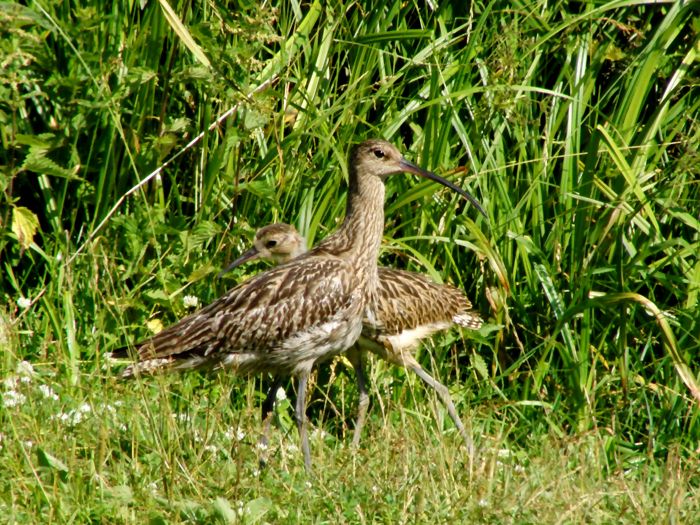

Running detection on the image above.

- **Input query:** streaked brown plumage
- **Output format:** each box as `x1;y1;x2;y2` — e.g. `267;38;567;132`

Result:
113;139;484;471
223;223;483;451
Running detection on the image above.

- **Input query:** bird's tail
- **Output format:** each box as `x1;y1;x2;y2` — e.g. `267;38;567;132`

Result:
455;312;484;330
108;345;131;359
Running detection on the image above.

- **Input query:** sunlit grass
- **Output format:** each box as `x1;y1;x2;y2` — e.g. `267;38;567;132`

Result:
1;357;698;523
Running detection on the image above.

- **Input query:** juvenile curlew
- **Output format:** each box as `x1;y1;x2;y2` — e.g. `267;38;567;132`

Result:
113;139;484;471
217;223;306;279
224;223;483;451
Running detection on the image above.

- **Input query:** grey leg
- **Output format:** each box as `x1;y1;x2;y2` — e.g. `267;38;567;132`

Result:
346;345;369;448
257;376;284;468
405;355;475;462
295;372;312;472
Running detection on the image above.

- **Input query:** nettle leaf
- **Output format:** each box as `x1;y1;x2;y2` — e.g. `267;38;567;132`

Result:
22;152;80;180
14;132;81;182
239;180;277;203
11;206;40;251
183;220;222;251
211;497;236;524
243;106;269;130
13;133;54;148
243;497;273;524
36;448;69;482
470;353;489;380
143;289;170;304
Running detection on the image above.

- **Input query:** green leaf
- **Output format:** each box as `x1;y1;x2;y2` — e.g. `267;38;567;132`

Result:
470;352;488;380
243;497;273;524
36;448;69;482
21;152;81;180
143;289;170;303
243;106;269;130
11;206;40;251
211;497;236;524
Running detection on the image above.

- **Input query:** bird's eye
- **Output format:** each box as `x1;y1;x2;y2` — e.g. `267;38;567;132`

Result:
265;240;277;248
372;149;385;159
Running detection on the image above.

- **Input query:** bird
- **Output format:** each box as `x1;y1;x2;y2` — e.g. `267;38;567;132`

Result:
112;139;484;472
217;223;307;279
222;222;483;452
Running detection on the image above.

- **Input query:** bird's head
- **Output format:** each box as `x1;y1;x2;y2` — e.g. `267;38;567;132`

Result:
351;139;487;218
217;223;306;277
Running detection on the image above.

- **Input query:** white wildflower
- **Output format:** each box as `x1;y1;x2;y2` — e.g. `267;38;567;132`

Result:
183;295;199;309
514;464;526;474
16;360;35;378
275;387;287;401
478;498;488;508
255;441;268;451
204;444;218;453
38;384;59;401
310;428;329;440
224;427;246;442
174;413;191;424
497;448;512;458
2;390;26;408
3;376;20;390
17;297;31;309
55;402;92;426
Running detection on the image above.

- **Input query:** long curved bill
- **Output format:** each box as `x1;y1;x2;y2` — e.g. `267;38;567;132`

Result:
399;158;487;219
216;246;261;279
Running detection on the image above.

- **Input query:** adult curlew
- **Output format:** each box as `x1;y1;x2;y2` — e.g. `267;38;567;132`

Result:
223;223;483;452
112;139;484;471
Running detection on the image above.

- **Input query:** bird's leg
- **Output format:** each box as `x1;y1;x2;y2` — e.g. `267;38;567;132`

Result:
295;371;312;473
258;376;283;466
346;345;369;448
405;355;476;463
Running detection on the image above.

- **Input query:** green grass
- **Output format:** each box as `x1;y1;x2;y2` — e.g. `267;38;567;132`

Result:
2;0;699;522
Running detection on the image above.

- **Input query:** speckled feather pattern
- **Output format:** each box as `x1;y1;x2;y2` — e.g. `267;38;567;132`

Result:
218;223;483;357
367;267;483;339
118;140;397;379
122;256;365;378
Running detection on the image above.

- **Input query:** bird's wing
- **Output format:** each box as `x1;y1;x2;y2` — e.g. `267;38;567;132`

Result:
368;268;479;334
132;256;360;361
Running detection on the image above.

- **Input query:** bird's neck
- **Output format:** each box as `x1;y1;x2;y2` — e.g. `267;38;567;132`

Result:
319;168;384;290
